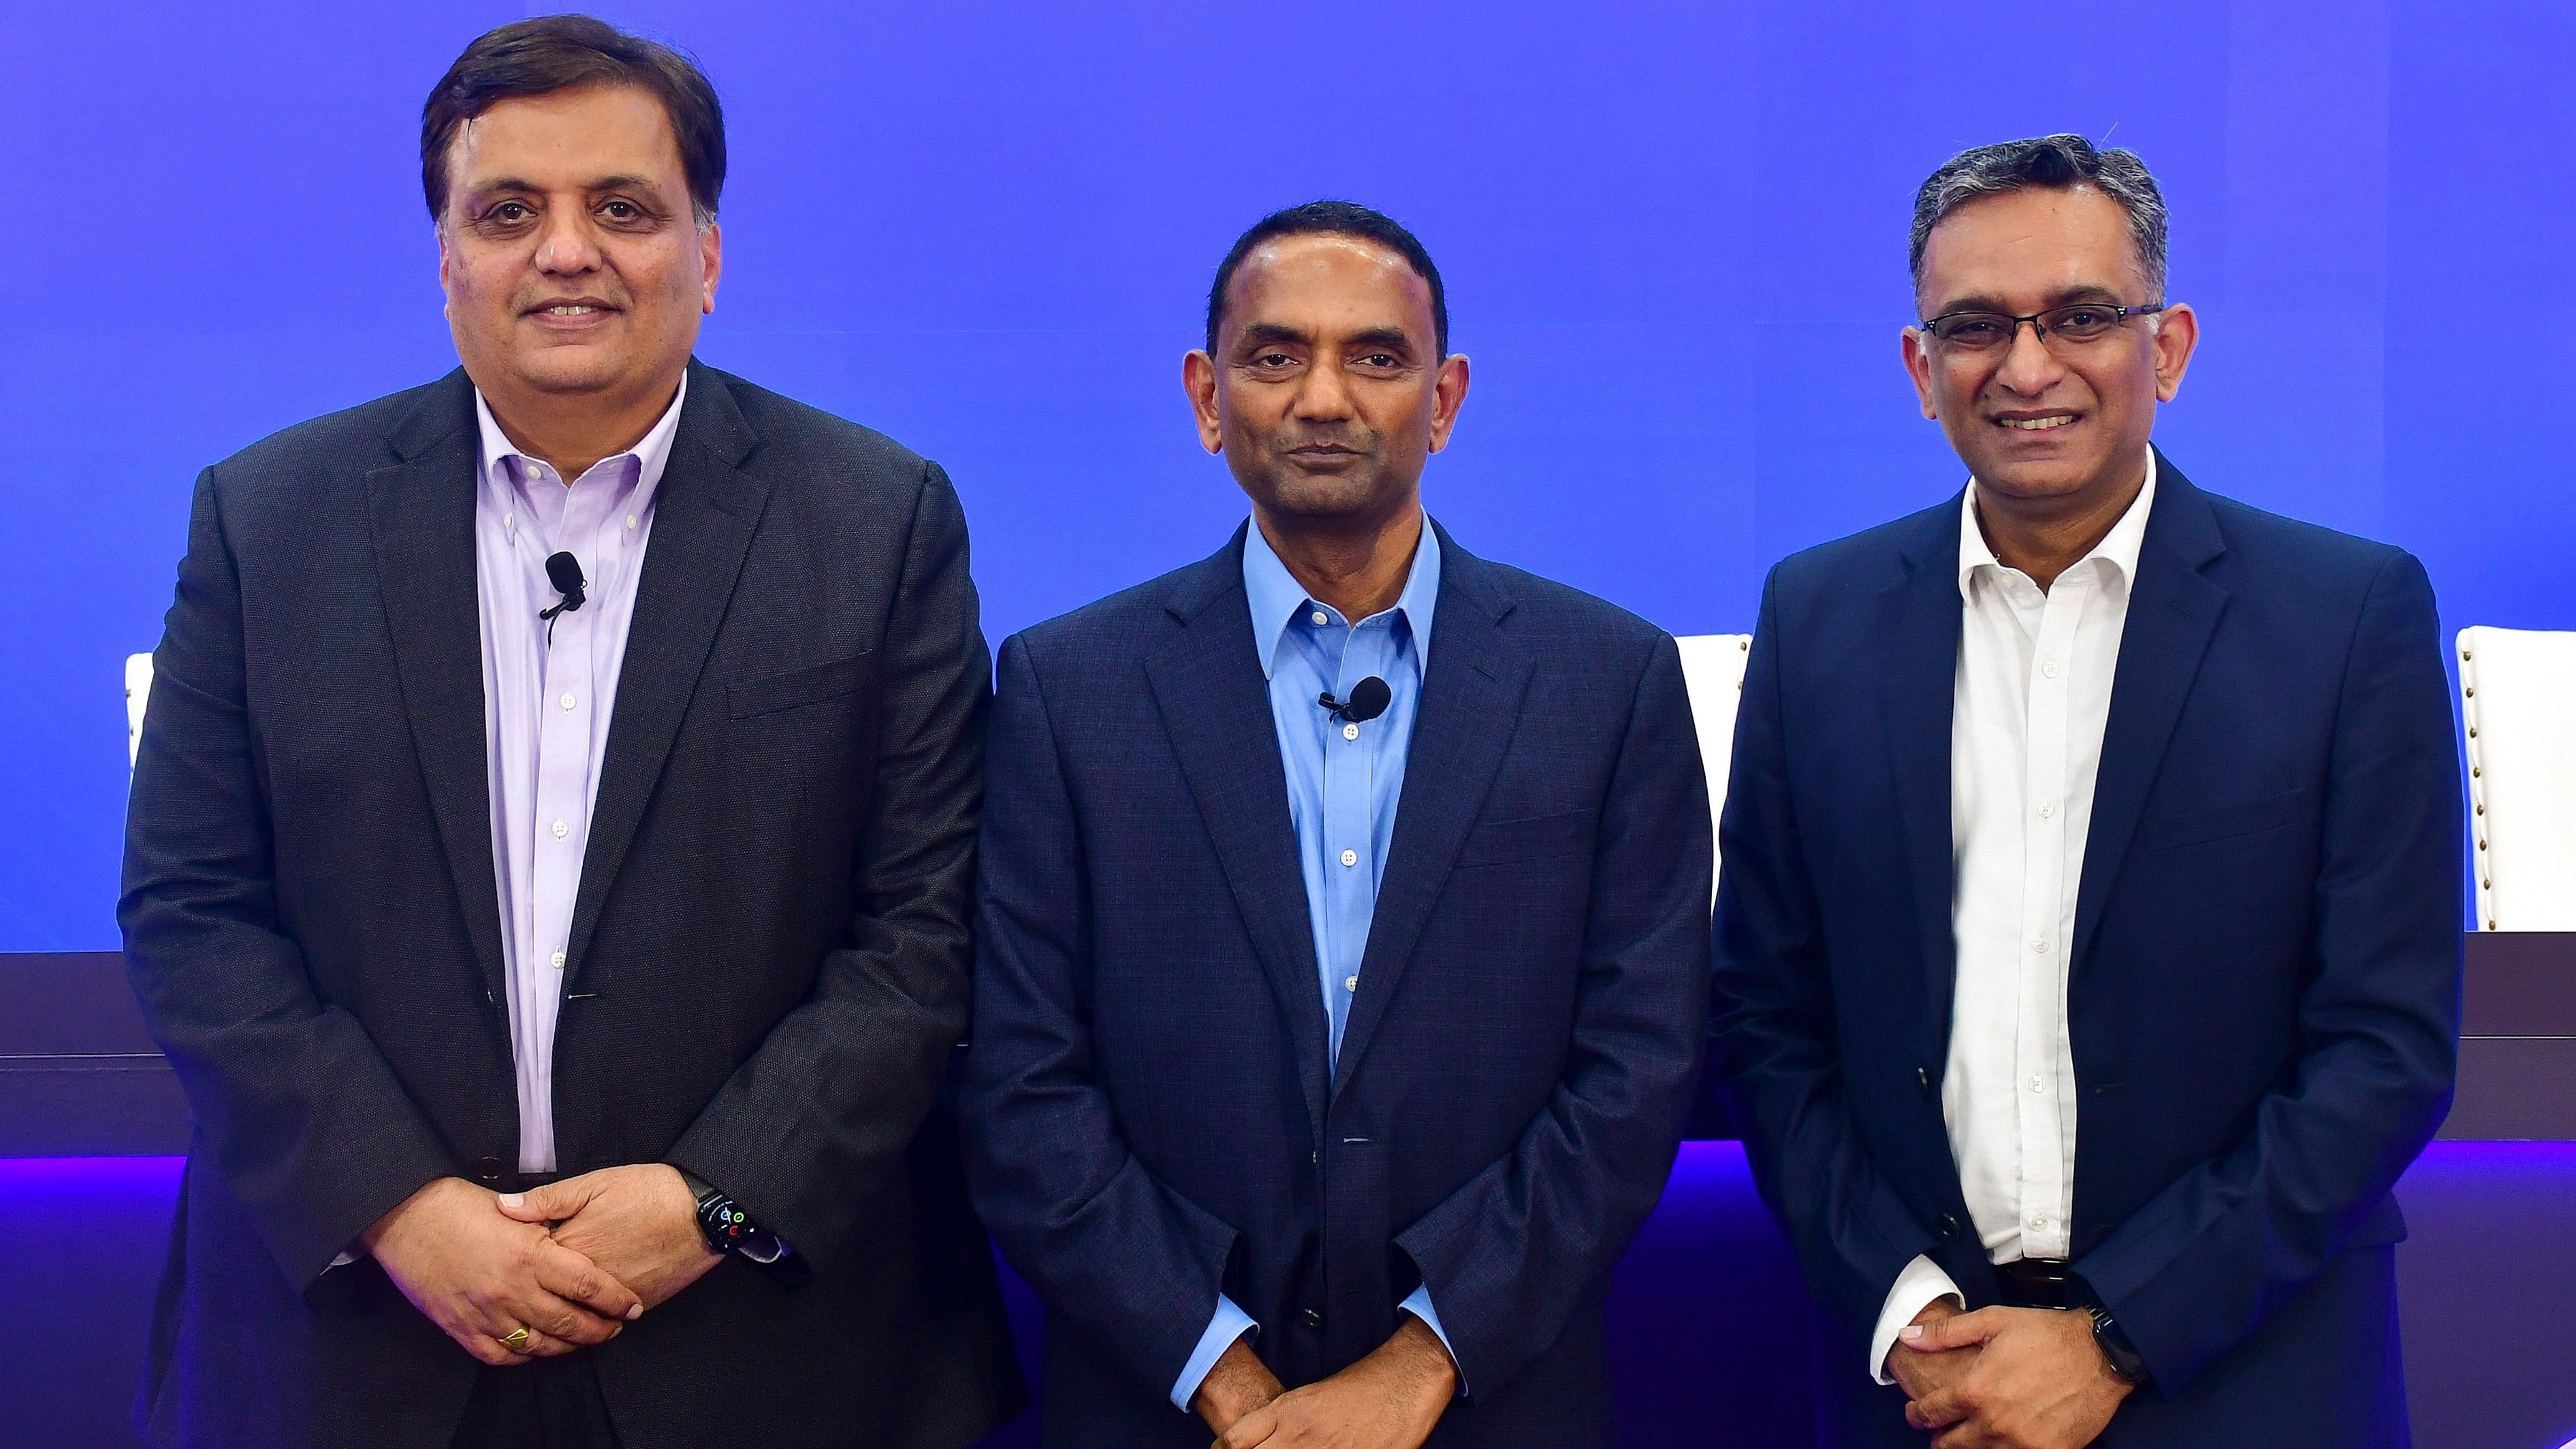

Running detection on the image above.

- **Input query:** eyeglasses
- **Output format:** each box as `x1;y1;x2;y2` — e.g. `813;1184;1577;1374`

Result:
1918;302;2166;353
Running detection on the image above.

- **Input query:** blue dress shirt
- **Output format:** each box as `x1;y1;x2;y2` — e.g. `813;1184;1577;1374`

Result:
1168;518;1460;1410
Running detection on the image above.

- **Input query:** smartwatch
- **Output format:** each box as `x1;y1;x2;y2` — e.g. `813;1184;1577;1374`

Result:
677;1168;782;1262
2086;1301;2150;1386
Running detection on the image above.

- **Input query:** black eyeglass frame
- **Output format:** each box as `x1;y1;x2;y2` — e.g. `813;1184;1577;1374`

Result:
1916;302;2168;348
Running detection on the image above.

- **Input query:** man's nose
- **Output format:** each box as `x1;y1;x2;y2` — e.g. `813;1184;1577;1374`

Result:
1290;360;1354;421
530;211;604;274
1992;318;2066;396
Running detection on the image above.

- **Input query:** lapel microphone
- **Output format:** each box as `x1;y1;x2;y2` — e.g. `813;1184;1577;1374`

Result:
1318;675;1393;724
540;551;588;644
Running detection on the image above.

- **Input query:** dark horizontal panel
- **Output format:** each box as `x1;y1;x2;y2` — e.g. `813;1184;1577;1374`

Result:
2462;932;2576;1037
0;952;156;1056
2;944;2569;1153
0;1059;190;1156
2437;1038;2576;1141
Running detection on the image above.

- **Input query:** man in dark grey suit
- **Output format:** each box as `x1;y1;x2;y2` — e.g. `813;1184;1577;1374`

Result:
118;16;1019;1448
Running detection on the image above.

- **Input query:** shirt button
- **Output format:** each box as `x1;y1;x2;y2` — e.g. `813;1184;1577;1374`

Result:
2038;801;2055;818
1339;849;1358;868
2029;1076;2045;1093
1343;976;1358;992
1342;722;1360;741
1310;610;1329;626
552;819;571;840
550;949;567;969
626;514;638;530
2043;660;2061;678
2031;937;2051;953
559;692;577;710
2029;1213;2048;1230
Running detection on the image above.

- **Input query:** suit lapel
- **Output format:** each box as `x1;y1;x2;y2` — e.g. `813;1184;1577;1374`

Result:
363;370;508;1006
1880;500;1967;1066
1331;530;1536;1098
1143;530;1333;1138
563;364;767;985
2071;456;2229;966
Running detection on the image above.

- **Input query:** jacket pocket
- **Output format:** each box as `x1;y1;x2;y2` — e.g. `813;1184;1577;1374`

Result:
2137;785;2315;850
1454;808;1596;869
727;652;872;720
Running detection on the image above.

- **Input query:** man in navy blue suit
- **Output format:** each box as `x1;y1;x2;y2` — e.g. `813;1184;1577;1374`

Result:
963;201;1711;1448
1713;136;2461;1448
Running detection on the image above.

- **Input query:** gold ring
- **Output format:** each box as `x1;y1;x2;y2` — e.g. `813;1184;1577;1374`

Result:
499;1326;532;1352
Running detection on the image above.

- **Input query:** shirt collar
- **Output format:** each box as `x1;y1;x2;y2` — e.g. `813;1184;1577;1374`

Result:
1241;515;1444;681
1958;449;2157;600
473;373;689;499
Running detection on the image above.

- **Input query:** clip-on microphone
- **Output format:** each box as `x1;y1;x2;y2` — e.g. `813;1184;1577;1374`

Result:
540;551;588;646
1318;675;1393;724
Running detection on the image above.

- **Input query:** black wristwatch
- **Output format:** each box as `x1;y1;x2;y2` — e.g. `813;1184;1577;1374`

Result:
677;1168;782;1262
2085;1301;2150;1386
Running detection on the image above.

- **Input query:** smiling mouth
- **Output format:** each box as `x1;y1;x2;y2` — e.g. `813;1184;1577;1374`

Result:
1997;415;2076;432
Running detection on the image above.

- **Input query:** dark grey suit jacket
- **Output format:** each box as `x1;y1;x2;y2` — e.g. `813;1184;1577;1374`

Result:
120;362;1024;1449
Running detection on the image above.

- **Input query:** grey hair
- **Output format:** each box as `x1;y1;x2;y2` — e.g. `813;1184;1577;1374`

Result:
1909;133;2169;305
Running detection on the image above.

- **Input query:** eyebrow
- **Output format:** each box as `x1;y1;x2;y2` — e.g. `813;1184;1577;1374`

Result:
1235;322;1313;348
1928;283;2129;316
1341;327;1418;352
463;173;671;199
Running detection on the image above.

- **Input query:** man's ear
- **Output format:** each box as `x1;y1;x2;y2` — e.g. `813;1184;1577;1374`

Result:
1183;350;1224;455
698;219;722;314
2150;302;2198;402
1426;353;1472;453
1901;328;1939;420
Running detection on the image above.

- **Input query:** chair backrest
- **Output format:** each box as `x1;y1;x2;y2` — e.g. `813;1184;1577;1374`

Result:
2458;626;2576;930
1675;634;1753;902
126;654;155;769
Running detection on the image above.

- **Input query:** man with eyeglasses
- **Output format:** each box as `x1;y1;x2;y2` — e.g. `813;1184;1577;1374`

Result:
1711;135;2460;1447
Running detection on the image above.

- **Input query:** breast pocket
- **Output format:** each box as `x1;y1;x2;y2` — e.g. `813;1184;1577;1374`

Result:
727;652;872;720
2137;785;2315;851
1453;808;1597;869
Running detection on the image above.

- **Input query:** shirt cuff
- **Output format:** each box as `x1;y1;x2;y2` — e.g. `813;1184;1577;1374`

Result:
327;1250;358;1270
1871;1255;1966;1386
1171;1294;1260;1413
1399;1284;1467;1395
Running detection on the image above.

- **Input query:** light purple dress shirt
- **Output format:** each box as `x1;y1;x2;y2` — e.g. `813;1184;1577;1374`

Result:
473;379;684;1174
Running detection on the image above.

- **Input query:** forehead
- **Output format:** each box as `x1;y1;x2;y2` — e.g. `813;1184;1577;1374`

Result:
1223;233;1434;339
1917;185;2148;310
447;82;683;189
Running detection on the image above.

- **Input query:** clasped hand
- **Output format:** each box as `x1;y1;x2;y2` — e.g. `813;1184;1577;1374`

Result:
1889;1301;2131;1449
1196;1317;1457;1449
364;1164;720;1366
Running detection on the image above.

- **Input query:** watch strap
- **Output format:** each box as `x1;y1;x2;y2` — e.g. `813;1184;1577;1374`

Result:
2086;1301;2150;1385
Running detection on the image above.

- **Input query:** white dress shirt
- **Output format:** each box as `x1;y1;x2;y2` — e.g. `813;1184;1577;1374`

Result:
473;381;684;1173
1869;455;2158;1382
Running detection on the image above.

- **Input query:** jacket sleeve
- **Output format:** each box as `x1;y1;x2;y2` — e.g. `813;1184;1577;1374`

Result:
1390;633;1713;1397
120;466;456;1293
959;631;1242;1394
2071;550;2462;1394
669;461;991;1275
1708;569;1947;1350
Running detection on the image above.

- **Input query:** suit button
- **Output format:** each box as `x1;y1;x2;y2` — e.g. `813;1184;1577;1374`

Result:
1936;1213;1961;1241
475;1156;506;1183
1301;1308;1324;1329
1916;1066;1933;1096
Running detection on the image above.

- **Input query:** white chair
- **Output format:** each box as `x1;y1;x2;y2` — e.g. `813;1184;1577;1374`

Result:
1675;633;1753;901
2458;626;2576;930
126;654;155;769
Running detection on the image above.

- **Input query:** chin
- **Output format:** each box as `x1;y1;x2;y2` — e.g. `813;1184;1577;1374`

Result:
1967;455;2104;502
511;354;636;396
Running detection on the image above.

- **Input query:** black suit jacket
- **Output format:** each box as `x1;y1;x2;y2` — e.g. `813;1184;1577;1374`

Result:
1712;458;2460;1446
962;524;1711;1448
119;362;1023;1449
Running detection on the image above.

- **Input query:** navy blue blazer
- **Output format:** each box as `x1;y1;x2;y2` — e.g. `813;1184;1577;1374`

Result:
963;523;1711;1447
1711;456;2461;1445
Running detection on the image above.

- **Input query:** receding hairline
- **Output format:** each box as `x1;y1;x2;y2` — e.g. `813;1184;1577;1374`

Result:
436;82;702;223
1211;232;1440;349
1912;180;2159;310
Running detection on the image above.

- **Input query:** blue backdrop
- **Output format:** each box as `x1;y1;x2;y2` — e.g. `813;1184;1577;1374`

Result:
3;1;2570;951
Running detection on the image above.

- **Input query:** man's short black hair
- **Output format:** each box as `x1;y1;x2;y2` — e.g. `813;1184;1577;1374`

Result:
1205;200;1448;357
422;14;725;223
